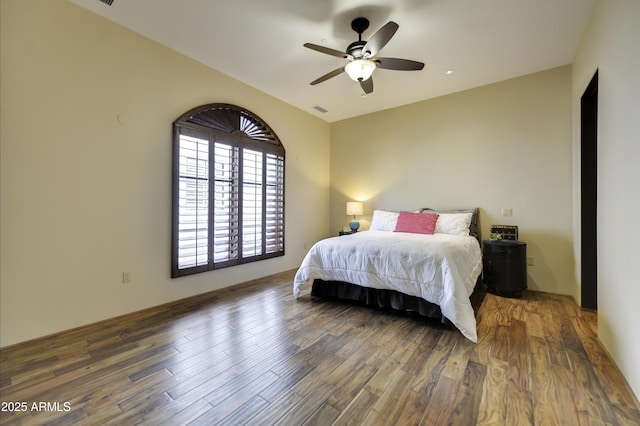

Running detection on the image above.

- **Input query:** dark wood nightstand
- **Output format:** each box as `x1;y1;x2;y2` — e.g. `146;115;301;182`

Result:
339;231;355;236
482;240;527;297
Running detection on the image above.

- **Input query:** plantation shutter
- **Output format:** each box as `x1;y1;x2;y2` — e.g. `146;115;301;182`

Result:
176;132;209;270
212;142;239;264
266;153;285;254
242;148;263;258
172;104;285;278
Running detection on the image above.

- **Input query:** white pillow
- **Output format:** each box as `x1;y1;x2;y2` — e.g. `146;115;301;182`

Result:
434;213;473;236
369;210;399;232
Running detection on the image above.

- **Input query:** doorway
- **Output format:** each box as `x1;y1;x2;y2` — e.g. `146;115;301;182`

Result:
581;71;598;310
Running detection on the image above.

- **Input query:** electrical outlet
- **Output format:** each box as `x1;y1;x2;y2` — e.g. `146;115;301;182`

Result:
527;257;534;266
502;208;513;217
122;272;132;284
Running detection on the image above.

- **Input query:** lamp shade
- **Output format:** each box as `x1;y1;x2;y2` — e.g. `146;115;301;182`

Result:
344;59;376;82
346;201;363;216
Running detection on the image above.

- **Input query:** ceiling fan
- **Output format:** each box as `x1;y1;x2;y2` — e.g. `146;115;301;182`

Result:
304;17;425;95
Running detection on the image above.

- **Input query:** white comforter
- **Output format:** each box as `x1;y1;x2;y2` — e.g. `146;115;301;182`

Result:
293;230;483;342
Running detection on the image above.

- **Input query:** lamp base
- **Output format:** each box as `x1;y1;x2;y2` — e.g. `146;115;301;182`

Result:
349;220;360;232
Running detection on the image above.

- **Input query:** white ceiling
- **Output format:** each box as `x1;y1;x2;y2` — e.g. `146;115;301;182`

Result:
68;0;596;122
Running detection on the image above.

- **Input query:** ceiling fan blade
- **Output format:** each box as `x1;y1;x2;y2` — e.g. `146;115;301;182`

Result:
310;67;345;85
376;57;425;71
360;77;373;94
362;21;399;57
303;43;348;59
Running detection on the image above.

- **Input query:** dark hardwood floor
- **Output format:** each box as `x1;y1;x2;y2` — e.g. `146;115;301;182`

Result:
1;270;639;425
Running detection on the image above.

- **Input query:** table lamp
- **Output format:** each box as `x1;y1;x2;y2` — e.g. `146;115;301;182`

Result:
346;201;363;232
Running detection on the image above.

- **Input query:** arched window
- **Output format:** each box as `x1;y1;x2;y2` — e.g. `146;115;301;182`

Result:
172;104;285;278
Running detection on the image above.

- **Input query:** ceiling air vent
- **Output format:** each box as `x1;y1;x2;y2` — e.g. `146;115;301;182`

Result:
98;0;116;5
313;106;328;113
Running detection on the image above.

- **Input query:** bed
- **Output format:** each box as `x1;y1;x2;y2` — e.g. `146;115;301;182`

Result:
293;208;483;342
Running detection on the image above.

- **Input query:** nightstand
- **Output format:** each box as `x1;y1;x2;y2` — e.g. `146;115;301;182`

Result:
482;240;527;297
339;231;355;236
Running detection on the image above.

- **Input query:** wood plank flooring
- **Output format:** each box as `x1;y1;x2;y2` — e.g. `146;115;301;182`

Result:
1;270;639;425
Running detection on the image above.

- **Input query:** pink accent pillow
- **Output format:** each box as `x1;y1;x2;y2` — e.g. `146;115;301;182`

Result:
394;212;439;234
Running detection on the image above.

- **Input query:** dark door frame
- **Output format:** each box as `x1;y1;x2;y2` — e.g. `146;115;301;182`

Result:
580;70;598;310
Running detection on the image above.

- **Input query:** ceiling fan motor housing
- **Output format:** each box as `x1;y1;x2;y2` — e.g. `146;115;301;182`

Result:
347;41;367;58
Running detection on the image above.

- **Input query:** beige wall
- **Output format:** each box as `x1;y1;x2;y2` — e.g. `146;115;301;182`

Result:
0;0;331;347
331;66;575;297
572;0;640;400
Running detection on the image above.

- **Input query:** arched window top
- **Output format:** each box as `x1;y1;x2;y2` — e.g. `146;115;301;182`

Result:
176;103;283;147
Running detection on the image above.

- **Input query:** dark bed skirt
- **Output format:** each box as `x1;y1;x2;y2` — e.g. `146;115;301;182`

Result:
311;279;486;326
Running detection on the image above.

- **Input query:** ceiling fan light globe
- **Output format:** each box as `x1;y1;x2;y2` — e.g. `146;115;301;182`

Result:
345;59;376;82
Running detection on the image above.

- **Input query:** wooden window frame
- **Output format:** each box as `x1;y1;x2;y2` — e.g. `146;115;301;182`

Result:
172;104;285;278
